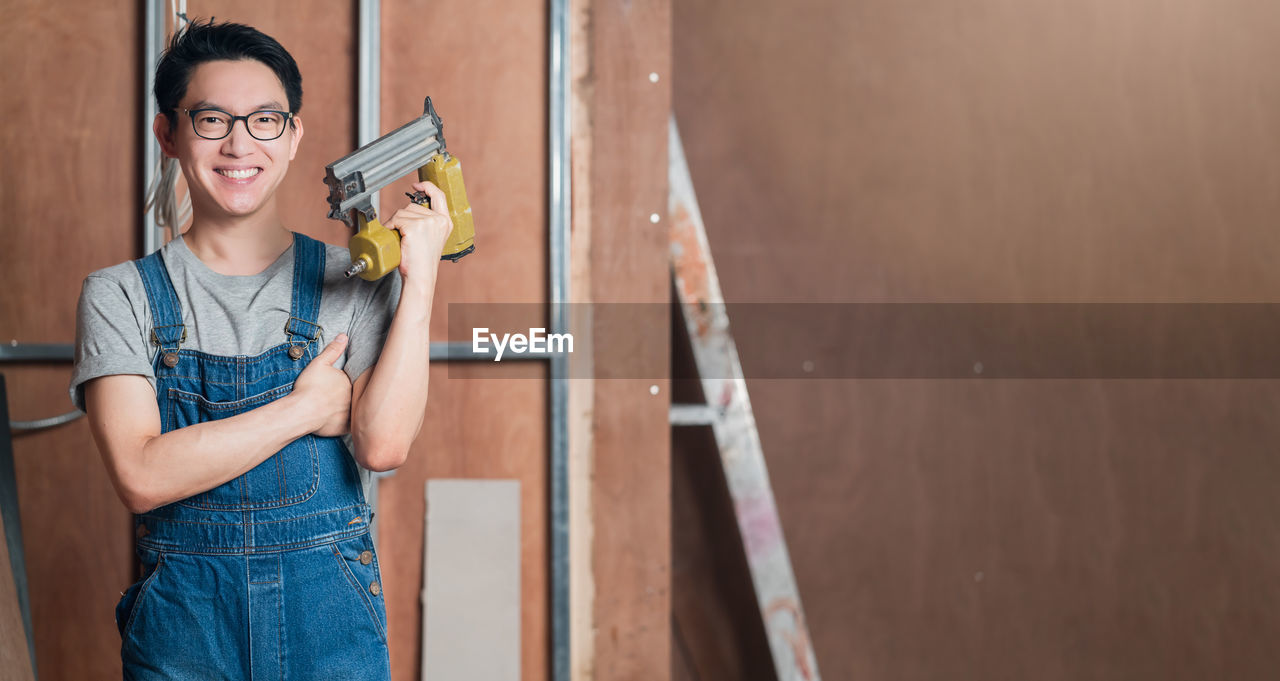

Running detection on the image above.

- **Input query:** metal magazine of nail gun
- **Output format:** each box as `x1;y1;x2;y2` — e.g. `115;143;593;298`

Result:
323;97;475;281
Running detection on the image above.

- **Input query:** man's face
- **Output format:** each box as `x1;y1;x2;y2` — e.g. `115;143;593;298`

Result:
156;59;304;221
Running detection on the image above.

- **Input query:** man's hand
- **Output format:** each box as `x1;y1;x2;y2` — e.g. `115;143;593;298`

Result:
385;180;453;287
290;333;352;437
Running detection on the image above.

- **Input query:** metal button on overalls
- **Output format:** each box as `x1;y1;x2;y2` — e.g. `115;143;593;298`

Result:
119;232;391;680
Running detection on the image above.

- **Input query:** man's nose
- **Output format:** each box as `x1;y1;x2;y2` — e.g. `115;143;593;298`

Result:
221;118;256;154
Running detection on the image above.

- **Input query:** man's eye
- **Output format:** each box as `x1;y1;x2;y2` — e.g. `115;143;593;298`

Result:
255;116;276;124
200;117;224;125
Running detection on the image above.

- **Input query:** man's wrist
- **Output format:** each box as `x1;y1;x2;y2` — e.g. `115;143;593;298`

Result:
397;276;435;324
280;391;321;434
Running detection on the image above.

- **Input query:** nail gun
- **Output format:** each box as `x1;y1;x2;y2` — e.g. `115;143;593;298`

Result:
323;97;475;280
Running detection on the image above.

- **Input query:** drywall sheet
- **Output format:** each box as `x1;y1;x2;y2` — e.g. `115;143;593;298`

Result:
422;479;520;680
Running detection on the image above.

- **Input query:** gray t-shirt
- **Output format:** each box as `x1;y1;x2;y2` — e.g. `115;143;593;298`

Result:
70;232;402;491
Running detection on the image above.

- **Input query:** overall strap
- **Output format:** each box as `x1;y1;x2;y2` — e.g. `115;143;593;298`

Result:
132;250;187;354
285;232;326;346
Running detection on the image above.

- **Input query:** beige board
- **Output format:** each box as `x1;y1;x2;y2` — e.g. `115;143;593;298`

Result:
422;479;521;680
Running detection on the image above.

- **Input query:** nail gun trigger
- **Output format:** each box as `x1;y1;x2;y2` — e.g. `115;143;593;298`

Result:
405;191;432;209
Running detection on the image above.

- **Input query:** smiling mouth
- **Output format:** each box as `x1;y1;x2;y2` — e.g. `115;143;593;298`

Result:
216;168;262;179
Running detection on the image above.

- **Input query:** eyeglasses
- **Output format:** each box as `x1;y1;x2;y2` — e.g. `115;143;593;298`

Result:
183;107;294;141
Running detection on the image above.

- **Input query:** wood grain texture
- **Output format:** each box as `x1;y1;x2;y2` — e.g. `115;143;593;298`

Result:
381;0;548;312
585;0;673;679
1;1;139;679
673;0;1280;678
379;364;548;681
379;2;550;680
569;0;597;677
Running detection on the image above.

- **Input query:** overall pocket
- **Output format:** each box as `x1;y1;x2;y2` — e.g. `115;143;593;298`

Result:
116;549;165;640
329;535;388;644
168;385;320;510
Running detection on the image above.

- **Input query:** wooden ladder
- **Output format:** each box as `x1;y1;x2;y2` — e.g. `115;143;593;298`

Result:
669;117;822;681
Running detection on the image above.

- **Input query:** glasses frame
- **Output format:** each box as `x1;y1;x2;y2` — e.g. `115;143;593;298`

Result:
183;107;295;141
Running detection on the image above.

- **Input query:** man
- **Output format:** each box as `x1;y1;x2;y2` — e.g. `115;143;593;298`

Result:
69;19;450;680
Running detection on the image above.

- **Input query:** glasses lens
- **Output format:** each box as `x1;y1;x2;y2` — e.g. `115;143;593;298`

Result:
192;110;231;138
248;111;287;140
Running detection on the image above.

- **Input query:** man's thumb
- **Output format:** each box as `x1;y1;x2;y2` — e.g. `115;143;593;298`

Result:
317;333;349;365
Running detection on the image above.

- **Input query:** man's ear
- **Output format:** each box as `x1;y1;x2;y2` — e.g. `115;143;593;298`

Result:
153;113;178;158
287;115;304;161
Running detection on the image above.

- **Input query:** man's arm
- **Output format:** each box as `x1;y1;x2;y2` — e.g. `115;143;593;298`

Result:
87;375;321;513
347;180;452;471
348;284;431;471
87;334;352;514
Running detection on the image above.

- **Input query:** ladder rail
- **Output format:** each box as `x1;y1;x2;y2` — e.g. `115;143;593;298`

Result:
669;117;822;681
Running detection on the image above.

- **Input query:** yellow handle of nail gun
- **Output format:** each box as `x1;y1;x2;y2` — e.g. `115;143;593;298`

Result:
422;153;476;262
347;153;476;281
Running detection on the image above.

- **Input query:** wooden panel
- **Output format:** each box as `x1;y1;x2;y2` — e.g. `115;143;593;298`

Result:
0;1;139;678
379;1;549;679
585;0;673;679
381;0;548;310
568;1;596;677
673;0;1280;679
380;365;547;681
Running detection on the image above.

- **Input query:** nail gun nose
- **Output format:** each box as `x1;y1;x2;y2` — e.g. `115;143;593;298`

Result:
344;259;368;278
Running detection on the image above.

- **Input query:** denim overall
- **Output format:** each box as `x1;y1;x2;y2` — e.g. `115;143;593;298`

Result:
115;232;391;680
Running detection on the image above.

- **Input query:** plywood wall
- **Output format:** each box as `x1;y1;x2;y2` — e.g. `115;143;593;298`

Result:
2;2;141;678
1;1;551;679
580;0;674;677
673;0;1280;679
4;1;677;679
377;1;551;678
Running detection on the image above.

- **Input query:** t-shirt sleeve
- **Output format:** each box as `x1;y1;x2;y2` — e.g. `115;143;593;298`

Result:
342;269;403;385
69;274;157;413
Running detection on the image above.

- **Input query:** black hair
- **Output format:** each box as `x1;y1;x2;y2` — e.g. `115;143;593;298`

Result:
154;19;303;130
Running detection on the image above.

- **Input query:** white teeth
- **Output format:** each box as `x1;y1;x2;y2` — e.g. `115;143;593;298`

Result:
217;168;261;179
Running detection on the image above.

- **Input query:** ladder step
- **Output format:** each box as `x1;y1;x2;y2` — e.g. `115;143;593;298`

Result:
669;403;720;427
